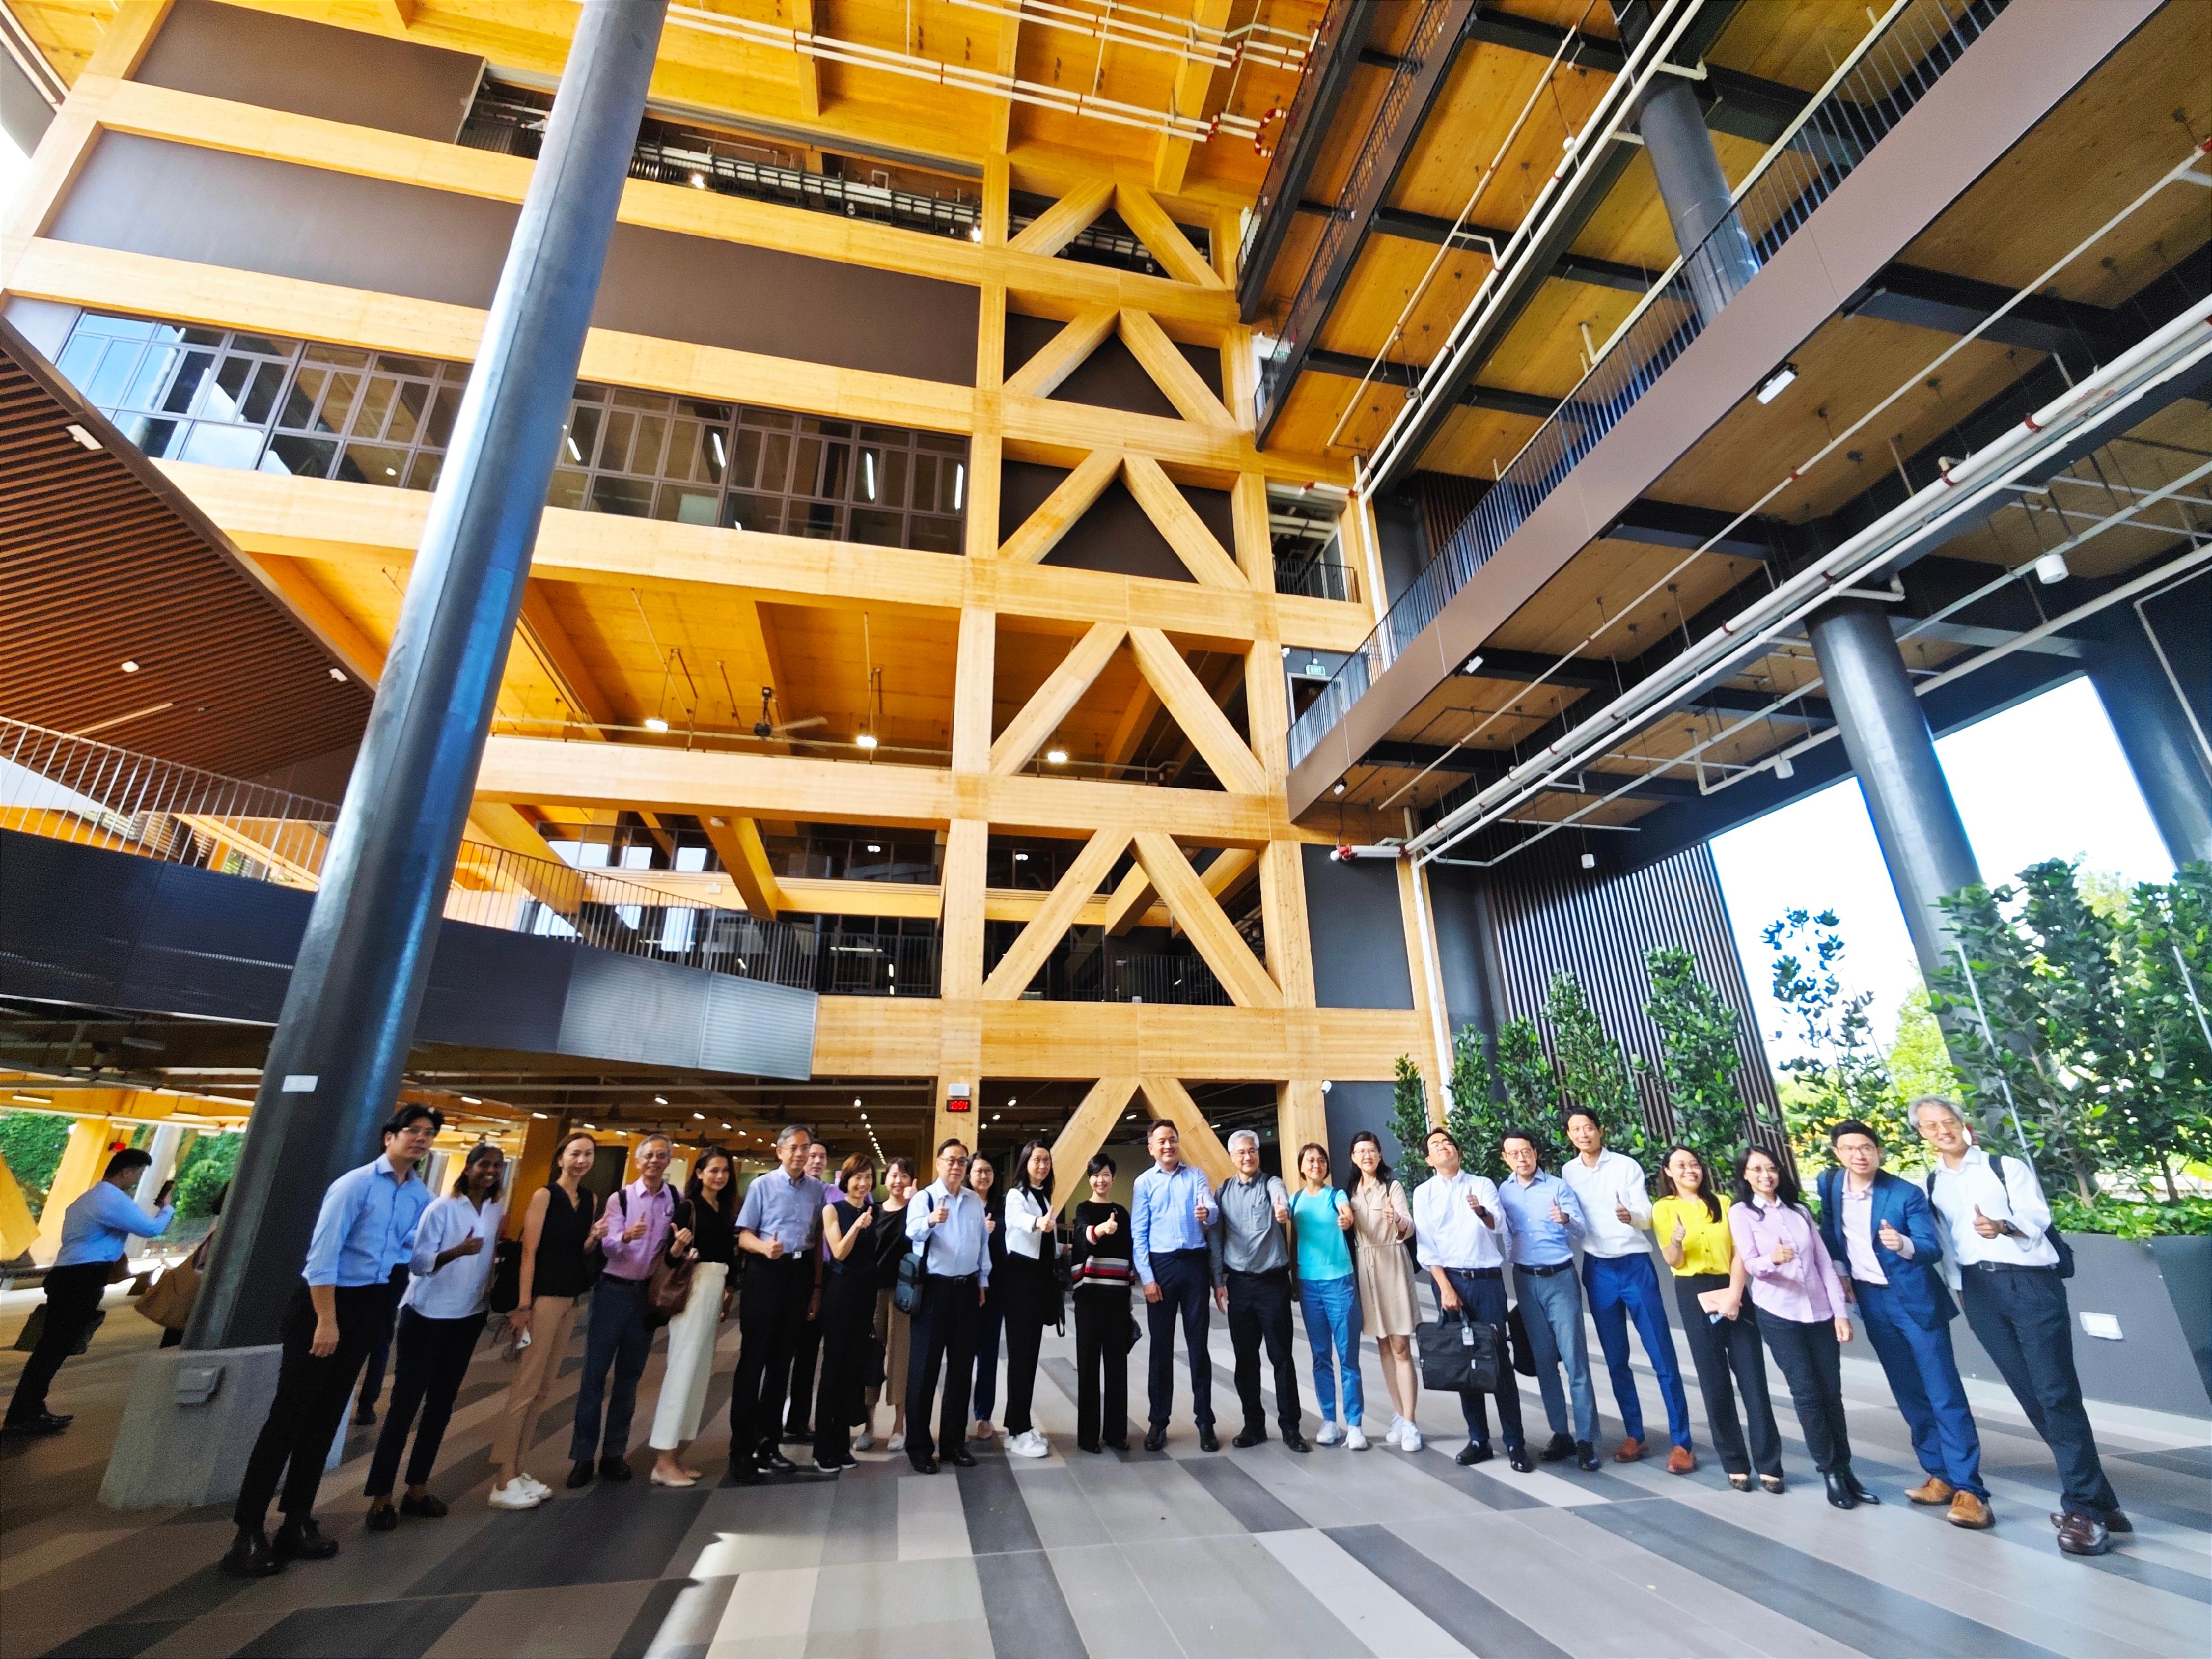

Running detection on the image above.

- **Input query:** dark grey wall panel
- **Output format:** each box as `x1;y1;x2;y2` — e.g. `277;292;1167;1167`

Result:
1321;1080;1401;1188
50;139;978;387
416;925;569;1054
999;461;1234;585
702;973;817;1078
0;41;53;157
1004;312;1220;417
1301;844;1413;1010
1427;862;1506;1037
136;0;483;142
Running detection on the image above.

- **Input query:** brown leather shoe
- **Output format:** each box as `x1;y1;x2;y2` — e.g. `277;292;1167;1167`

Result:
1666;1445;1696;1475
2052;1511;2111;1556
1613;1437;1646;1463
1906;1475;1955;1506
1947;1490;1993;1530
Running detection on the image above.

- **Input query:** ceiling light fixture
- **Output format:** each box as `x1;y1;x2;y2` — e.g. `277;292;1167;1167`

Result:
328;667;347;682
855;732;878;750
644;716;670;733
1580;851;1598;870
866;843;882;853
1045;747;1068;766
692;1111;706;1119
853;1097;863;1107
531;1111;549;1119
1331;780;1347;797
121;659;140;674
969;222;984;243
65;422;101;450
654;1095;667;1105
1460;653;1485;675
461;1095;481;1105
2034;550;2071;585
1755;363;1799;404
1013;851;1029;862
1772;754;1795;780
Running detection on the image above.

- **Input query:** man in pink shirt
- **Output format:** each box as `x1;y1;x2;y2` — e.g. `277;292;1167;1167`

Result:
568;1135;676;1487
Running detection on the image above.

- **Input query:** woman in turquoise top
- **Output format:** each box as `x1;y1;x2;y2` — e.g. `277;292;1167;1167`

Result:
1287;1143;1365;1447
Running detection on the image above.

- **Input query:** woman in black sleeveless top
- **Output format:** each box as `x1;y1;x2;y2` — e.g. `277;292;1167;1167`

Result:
862;1158;915;1450
491;1133;606;1509
812;1155;882;1472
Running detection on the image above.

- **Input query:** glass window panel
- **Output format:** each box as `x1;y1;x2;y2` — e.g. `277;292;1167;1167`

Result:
425;385;462;448
676;397;733;424
201;354;253;420
742;406;794;430
912;453;937;511
95;314;157;341
547;469;588;510
944;458;967;514
304;343;369;367
262;434;338;478
336;442;409;484
318;372;361;435
817;439;849;500
572;382;606;403
907;514;961;554
180;327;226;347
759;432;791;493
700;422;729;484
675;845;708;873
790;499;843;540
849;508;902;547
240;359;284;425
57;332;108;392
596;409;634;470
855;446;884;503
791;435;822;496
721;493;782;534
351;375;397;438
859;424;905;444
801;416;853;439
278;367;324;429
878;447;907;507
178;422;265;469
85;341;140;408
654;484;720;525
160;349;216;414
611;385;665;410
632;413;669;475
729;426;761;488
118;415;181;457
663;418;700;481
229;334;288;356
918;431;965;453
405;451;444;492
562;405;600;467
384;379;430;447
589;474;653;517
373;354;437;377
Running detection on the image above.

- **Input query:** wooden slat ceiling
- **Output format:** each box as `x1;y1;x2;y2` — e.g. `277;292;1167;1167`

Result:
0;320;372;778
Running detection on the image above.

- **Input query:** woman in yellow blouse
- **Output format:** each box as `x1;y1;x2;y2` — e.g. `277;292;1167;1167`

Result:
1652;1145;1785;1493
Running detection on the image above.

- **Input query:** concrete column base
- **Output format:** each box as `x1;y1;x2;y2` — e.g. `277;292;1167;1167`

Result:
98;1344;344;1510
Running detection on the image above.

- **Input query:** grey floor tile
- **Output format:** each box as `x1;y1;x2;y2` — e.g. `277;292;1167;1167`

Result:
1326;1523;1564;1657
230;1593;477;1658
1044;1544;1184;1659
973;1546;1088;1659
954;1454;1044;1554
404;1480;709;1595
820;1467;905;1566
1006;1468;1110;1550
1118;1532;1365;1658
424;1580;660;1659
1176;1454;1306;1533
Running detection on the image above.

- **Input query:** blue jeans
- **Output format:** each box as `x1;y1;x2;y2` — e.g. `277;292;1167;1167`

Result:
1299;1275;1363;1427
570;1276;652;1463
1583;1251;1693;1449
1855;1276;1985;1496
1514;1264;1597;1443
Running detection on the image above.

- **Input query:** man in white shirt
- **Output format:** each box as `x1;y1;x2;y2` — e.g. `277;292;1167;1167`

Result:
903;1138;990;1474
1914;1097;2127;1558
1412;1128;1530;1471
1561;1109;1694;1473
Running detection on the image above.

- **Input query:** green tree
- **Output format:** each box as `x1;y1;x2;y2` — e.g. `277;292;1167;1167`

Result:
0;1112;71;1218
2101;864;2211;1197
174;1131;242;1219
1445;1022;1513;1181
1640;946;1756;1166
1494;1015;1560;1164
1387;1055;1434;1188
1763;909;1910;1170
1545;971;1645;1156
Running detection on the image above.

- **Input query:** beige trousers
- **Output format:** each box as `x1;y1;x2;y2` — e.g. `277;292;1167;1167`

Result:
489;1294;577;1472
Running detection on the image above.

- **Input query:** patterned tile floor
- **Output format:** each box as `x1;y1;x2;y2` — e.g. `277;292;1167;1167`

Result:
2;1282;2206;1658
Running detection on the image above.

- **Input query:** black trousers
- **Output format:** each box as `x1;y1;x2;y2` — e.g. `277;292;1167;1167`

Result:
783;1305;823;1436
1761;1311;1850;1474
352;1264;409;1414
1672;1275;1782;1477
905;1274;981;1463
1439;1269;1523;1449
1959;1265;2119;1517
730;1256;812;1460
812;1271;875;1467
6;1261;111;1423
235;1281;394;1530
1073;1290;1131;1450
364;1307;487;1498
1226;1267;1301;1437
1146;1248;1213;1430
999;1254;1051;1437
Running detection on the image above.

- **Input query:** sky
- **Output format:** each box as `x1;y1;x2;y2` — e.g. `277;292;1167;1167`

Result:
1712;674;2174;1061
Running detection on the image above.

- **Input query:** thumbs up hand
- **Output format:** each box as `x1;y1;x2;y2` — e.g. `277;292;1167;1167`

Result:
1876;1219;1904;1252
1971;1206;2002;1240
1671;1214;1687;1249
1771;1238;1796;1265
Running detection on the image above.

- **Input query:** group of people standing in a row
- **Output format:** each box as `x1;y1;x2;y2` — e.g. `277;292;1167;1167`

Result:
203;1088;2133;1577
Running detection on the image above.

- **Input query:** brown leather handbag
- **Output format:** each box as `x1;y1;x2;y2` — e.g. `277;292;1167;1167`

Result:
645;1201;698;1326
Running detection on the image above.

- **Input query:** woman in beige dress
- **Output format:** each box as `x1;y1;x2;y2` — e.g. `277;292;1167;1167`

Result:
1347;1130;1422;1450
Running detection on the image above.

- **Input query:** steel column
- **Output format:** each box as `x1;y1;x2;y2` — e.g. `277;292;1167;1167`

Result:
2081;610;2212;868
186;0;669;1350
1806;598;1982;979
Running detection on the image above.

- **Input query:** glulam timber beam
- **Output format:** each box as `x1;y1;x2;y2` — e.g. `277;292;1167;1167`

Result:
1237;0;1377;320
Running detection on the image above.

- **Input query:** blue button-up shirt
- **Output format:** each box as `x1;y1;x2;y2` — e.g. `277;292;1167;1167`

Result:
1130;1161;1212;1285
301;1152;432;1288
906;1182;990;1284
735;1168;827;1259
1493;1170;1585;1268
54;1181;173;1267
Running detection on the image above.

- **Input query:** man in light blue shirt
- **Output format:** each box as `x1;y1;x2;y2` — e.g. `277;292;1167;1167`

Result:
1495;1130;1600;1471
5;1146;171;1436
1131;1121;1218;1451
225;1103;440;1579
903;1138;990;1473
728;1126;827;1481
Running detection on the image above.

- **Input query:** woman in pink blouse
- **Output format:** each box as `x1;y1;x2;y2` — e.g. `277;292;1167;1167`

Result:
1728;1146;1876;1511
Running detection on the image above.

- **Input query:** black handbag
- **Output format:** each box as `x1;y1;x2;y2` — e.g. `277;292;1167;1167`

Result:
1506;1303;1538;1378
894;1227;930;1316
863;1332;888;1389
1417;1310;1504;1394
487;1239;523;1314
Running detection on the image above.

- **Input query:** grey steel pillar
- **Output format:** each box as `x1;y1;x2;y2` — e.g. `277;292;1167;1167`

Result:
1610;1;1759;312
1806;599;1983;978
2080;609;2212;868
186;0;668;1350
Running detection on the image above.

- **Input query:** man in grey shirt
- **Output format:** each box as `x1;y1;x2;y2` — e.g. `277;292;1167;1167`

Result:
1211;1131;1308;1452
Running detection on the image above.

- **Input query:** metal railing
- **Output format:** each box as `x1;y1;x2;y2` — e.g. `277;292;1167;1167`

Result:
1286;0;2005;767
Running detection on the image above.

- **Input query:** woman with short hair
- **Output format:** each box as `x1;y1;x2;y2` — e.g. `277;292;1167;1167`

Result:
649;1147;738;1488
812;1154;883;1472
489;1131;602;1511
1345;1130;1421;1449
1069;1154;1134;1454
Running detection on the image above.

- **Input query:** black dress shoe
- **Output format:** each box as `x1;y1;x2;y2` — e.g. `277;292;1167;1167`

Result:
220;1528;284;1579
950;1447;978;1468
1104;1438;1130;1453
910;1454;940;1474
758;1449;797;1475
1507;1445;1535;1474
2103;1508;2134;1535
782;1425;813;1443
399;1493;449;1519
365;1504;399;1533
352;1406;377;1427
273;1516;340;1561
1538;1432;1575;1463
1283;1433;1310;1454
598;1455;634;1482
726;1459;764;1485
1198;1427;1221;1453
1;1411;70;1436
1840;1469;1879;1506
567;1459;596;1488
1575;1441;1601;1473
1078;1441;1102;1455
1824;1472;1858;1510
1143;1425;1167;1452
1232;1426;1267;1449
1455;1441;1493;1467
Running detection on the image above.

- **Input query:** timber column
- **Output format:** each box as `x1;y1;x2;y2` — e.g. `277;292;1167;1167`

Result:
1806;599;1982;978
185;0;669;1350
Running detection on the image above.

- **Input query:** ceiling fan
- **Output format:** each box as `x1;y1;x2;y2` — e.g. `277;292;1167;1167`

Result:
753;685;825;739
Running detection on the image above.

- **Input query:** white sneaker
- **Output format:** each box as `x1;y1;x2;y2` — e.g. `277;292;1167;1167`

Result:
1315;1422;1345;1447
489;1479;543;1511
1345;1424;1370;1451
1399;1422;1424;1453
888;1432;906;1452
519;1474;554;1500
853;1428;875;1451
1387;1413;1410;1443
1009;1430;1050;1459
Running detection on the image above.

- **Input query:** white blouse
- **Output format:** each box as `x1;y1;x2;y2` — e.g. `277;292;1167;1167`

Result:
403;1194;503;1319
1003;1186;1058;1261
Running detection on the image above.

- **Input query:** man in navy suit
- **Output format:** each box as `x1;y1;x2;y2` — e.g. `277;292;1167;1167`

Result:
1818;1120;1991;1529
